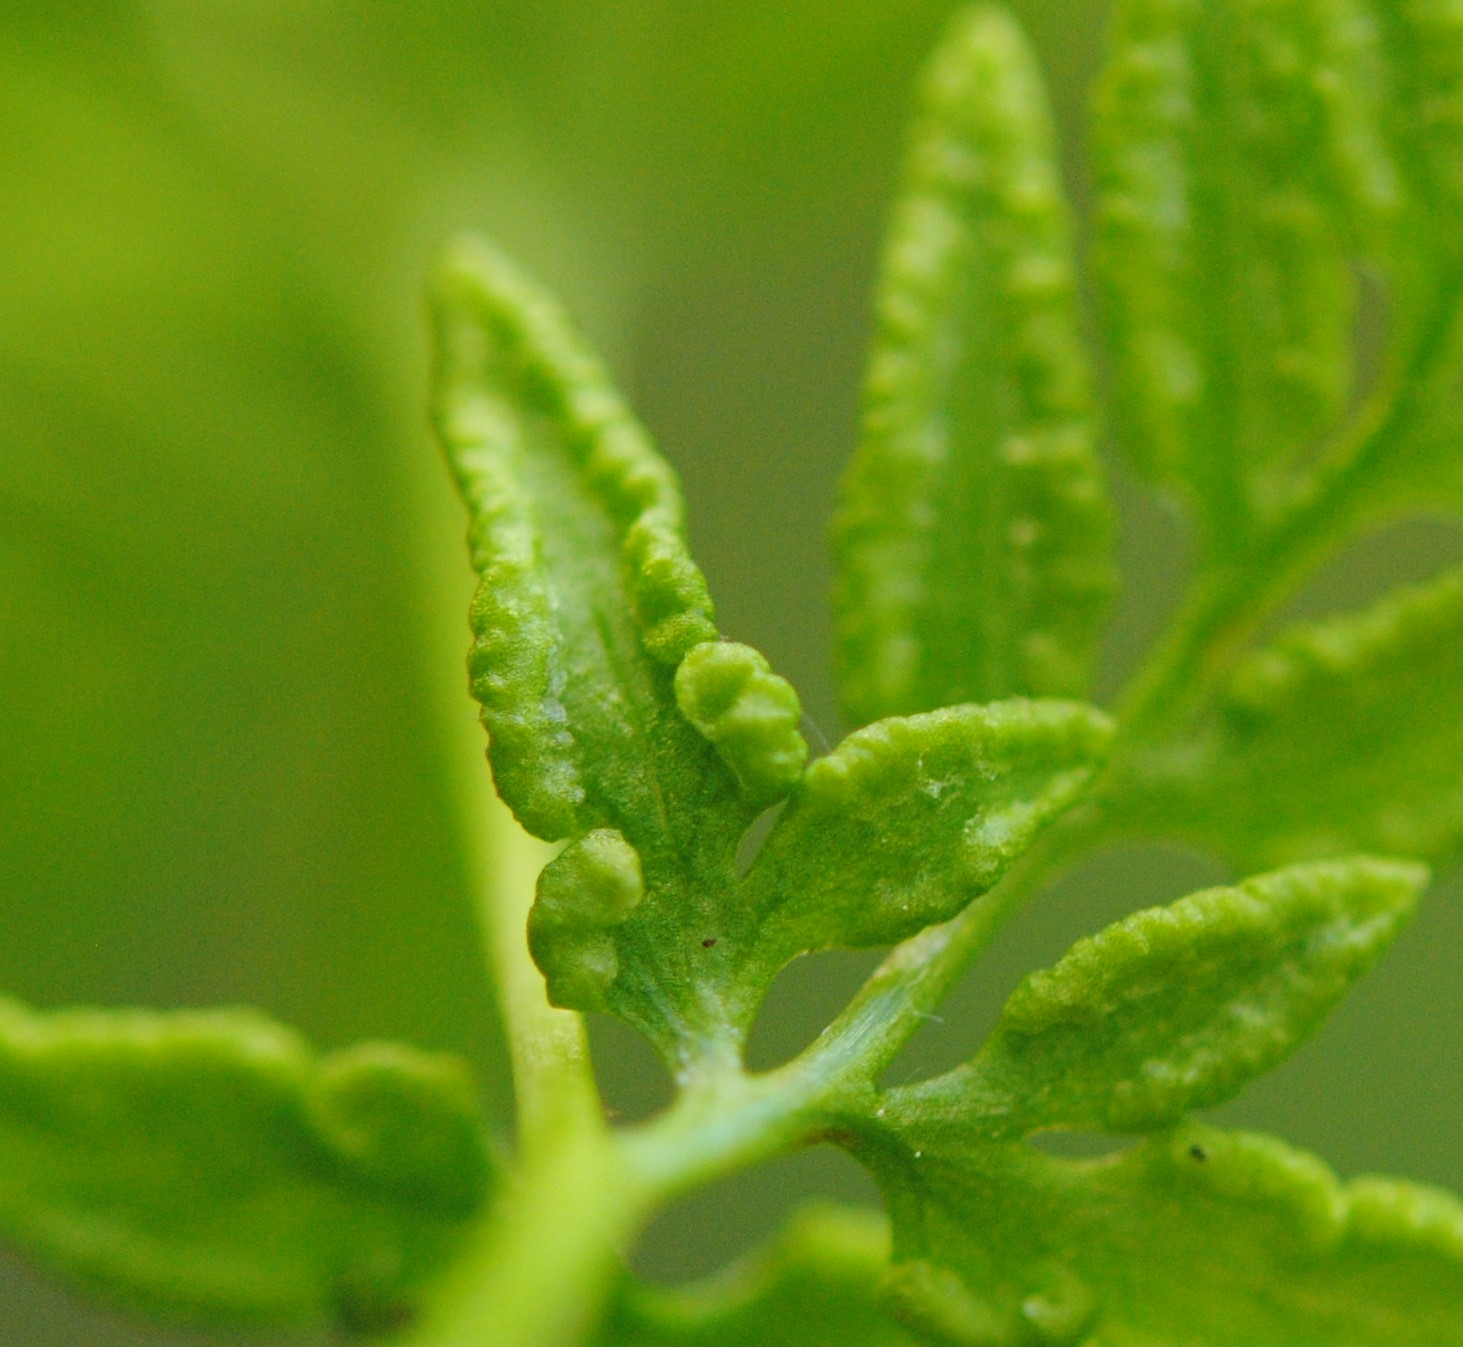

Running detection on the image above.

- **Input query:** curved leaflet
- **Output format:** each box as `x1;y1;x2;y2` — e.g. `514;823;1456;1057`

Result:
674;642;808;810
433;240;806;1057
432;238;723;844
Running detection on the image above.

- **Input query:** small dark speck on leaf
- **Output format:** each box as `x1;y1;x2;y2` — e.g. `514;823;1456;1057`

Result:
701;937;718;949
1190;1145;1208;1163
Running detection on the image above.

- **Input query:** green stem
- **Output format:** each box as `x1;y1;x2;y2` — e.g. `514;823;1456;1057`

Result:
797;812;1094;1088
409;1123;647;1347
435;803;640;1344
407;794;627;1347
480;798;598;1143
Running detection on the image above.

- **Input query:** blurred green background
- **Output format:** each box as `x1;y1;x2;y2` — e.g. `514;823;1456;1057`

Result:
2;3;1459;1342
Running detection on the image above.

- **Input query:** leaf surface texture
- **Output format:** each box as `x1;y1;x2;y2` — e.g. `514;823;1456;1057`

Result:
907;858;1424;1136
433;240;808;1056
864;1121;1463;1347
739;701;1112;977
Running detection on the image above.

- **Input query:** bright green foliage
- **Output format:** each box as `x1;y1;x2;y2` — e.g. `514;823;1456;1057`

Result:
11;0;1463;1342
834;5;1113;726
433;240;1110;1062
1363;1;1463;316
1113;568;1463;868
0;998;490;1335
1326;0;1463;524
738;701;1111;976
601;1207;918;1347
900;858;1423;1138
845;858;1447;1343
1376;0;1463;225
860;1120;1463;1346
1091;0;1463;547
413;4;1463;1342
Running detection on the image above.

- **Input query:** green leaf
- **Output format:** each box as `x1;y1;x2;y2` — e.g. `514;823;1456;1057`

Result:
840;857;1450;1341
433;239;810;1058
1281;3;1463;532
909;858;1424;1138
600;1206;919;1347
1091;0;1463;543
1355;320;1463;518
1113;567;1463;869
1091;0;1388;547
1366;0;1463;289
857;1119;1463;1346
0;997;491;1335
431;237;723;844
737;701;1112;977
834;4;1113;727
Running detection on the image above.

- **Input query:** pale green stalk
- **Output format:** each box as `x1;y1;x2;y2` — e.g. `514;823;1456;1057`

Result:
397;794;638;1347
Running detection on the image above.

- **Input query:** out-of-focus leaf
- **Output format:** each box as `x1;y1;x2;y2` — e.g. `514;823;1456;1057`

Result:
0;12;501;1077
0;998;492;1336
600;1206;917;1347
1091;0;1391;546
1092;0;1463;545
835;5;1112;727
1113;568;1463;869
